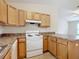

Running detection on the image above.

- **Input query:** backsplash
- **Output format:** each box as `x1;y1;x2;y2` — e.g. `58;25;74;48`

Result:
0;26;3;34
2;23;53;33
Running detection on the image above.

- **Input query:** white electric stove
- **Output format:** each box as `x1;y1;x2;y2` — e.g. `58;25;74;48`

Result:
26;31;43;58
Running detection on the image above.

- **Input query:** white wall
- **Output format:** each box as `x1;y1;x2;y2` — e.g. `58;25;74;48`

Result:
68;21;78;35
0;26;3;34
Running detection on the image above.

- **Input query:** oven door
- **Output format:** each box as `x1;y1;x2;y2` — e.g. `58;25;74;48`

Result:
26;34;43;52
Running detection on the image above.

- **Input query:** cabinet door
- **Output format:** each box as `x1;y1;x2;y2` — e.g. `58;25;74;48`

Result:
26;11;32;20
43;36;48;52
68;41;79;59
48;36;56;56
18;10;25;25
4;50;11;59
8;5;18;25
18;38;26;59
0;0;7;24
40;14;50;27
32;12;40;20
57;43;67;59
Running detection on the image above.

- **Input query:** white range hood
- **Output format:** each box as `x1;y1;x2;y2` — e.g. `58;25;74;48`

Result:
26;20;41;24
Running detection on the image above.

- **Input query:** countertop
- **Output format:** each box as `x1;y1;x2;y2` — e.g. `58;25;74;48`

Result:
51;34;79;41
0;33;26;59
40;32;79;41
0;37;17;59
1;32;79;59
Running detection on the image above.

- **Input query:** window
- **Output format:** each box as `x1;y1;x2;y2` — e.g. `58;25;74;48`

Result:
76;23;79;35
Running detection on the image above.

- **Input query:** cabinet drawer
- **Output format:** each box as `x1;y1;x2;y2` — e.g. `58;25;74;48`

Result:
57;38;68;45
49;36;56;42
18;38;26;42
43;36;48;39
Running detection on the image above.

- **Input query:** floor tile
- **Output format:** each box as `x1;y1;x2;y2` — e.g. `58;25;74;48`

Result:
26;52;56;59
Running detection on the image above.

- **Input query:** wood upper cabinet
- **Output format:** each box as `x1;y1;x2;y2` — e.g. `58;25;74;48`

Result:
26;11;32;20
0;0;7;24
40;14;50;27
48;36;56;56
32;12;40;20
57;43;67;59
18;37;26;59
68;41;79;59
18;10;25;25
26;11;40;20
8;5;18;25
24;11;27;21
43;36;48;52
4;50;11;59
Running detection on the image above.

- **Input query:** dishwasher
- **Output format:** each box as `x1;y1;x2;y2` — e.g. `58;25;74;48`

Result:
26;31;43;58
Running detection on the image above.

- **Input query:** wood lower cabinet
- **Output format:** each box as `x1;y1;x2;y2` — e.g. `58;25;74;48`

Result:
18;10;25;26
8;5;18;25
68;41;79;59
18;37;26;59
48;36;56;56
57;38;68;59
43;36;48;52
4;50;11;59
0;0;7;24
57;43;67;59
43;35;79;59
40;14;50;27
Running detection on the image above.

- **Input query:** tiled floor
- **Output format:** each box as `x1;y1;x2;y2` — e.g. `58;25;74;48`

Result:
27;52;56;59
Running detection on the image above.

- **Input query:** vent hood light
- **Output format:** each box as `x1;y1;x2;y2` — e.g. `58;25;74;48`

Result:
26;20;41;24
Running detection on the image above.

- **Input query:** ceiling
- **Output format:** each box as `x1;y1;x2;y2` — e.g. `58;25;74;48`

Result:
7;0;54;5
7;0;79;10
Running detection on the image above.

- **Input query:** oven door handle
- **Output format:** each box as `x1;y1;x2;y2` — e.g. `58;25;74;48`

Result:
35;34;41;36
